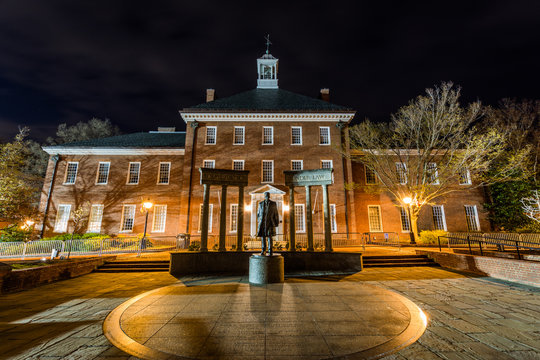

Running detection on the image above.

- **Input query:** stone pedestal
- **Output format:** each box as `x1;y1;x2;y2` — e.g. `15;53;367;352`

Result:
249;255;284;285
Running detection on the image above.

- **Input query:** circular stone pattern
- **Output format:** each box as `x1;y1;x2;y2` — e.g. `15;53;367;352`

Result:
104;280;427;360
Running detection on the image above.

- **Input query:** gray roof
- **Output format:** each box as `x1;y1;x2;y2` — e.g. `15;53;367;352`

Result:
51;132;186;148
184;88;353;112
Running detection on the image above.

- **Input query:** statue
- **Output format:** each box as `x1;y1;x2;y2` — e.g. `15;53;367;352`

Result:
257;191;280;256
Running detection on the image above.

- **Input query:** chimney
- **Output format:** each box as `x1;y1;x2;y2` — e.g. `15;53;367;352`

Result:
206;88;215;102
157;127;176;132
320;88;330;102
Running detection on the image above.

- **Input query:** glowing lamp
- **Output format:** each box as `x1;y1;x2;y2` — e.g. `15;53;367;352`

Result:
143;201;153;210
403;197;412;205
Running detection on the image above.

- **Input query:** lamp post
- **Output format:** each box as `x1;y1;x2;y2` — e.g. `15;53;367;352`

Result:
22;219;35;242
403;197;416;244
140;201;153;255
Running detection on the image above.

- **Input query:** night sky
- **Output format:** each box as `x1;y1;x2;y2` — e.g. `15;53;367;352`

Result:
0;0;539;141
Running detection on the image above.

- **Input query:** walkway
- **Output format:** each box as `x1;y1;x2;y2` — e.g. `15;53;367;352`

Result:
0;266;538;359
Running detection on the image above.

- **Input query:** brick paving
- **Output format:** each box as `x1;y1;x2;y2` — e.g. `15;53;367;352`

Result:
0;266;538;359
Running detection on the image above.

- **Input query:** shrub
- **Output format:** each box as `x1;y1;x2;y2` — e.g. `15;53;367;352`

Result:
41;233;112;241
0;225;32;242
418;230;448;245
188;241;201;251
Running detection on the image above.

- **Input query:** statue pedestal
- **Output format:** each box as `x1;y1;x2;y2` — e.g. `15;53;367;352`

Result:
249;254;284;285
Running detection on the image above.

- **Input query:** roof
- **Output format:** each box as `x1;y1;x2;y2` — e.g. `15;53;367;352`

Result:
184;88;353;112
49;132;186;148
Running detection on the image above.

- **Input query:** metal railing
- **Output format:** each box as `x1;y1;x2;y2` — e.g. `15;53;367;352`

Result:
438;235;540;260
0;236;180;260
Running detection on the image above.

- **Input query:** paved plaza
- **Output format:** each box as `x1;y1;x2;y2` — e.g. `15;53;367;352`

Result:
0;266;539;359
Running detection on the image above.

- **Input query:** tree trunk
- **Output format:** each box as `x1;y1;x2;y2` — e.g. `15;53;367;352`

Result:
410;213;419;244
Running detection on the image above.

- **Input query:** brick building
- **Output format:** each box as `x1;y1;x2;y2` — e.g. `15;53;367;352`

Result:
39;52;489;242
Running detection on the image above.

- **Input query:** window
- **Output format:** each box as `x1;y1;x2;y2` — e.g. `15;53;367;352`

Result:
87;204;104;233
64;162;78;184
120;205;136;232
459;169;471;185
54;204;71;233
464;205;480;232
291;126;302;145
96;162;110;185
291;160;303;171
127;162;140;184
330;204;337;233
294;204;305;233
152;205;167;232
321;160;333;169
426;162;439;185
319;127;330;145
396;163;407;184
432;205;447;231
203;160;215;168
230;204;238;232
157;162;170;184
262;160;274;183
205;126;217;145
365;166;378;185
198;204;213;232
367;205;383;232
233;126;245;145
399;207;411;232
232;160;244;171
262;126;273;145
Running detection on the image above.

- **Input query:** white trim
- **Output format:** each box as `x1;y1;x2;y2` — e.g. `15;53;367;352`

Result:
205;126;217;145
321;160;333;169
63;162;78;185
367;205;383;232
198;204;213;233
396;162;407;185
232;160;244;171
43;147;184;155
319;126;331;145
294;204;306;233
330;204;337;233
95;161;110;185
157;162;171;185
432;205;447;231
151;205;167;233
180;112;355;123
291;160;303;171
203;160;215;169
291;126;302;145
399;207;411;233
54;204;71;233
427;162;439;185
262;126;274;145
233;126;245;145
261;160;274;183
464;205;481;232
126;162;141;185
230;203;238;233
364;165;378;185
87;204;104;233
459;169;472;185
120;204;136;233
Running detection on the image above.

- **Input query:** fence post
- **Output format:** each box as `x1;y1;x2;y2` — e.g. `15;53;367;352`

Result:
99;239;103;257
437;236;442;252
467;236;472;255
478;239;483;256
515;241;521;260
22;242;27;260
61;241;65;254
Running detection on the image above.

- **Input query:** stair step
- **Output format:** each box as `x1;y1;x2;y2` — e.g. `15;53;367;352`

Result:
363;255;430;259
94;268;169;273
364;262;440;267
363;258;431;263
104;261;170;265
101;264;169;268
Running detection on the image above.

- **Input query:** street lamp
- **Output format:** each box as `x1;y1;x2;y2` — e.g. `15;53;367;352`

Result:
140;200;153;255
403;197;416;245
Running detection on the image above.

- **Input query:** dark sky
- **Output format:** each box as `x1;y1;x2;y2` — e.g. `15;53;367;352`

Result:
0;0;539;141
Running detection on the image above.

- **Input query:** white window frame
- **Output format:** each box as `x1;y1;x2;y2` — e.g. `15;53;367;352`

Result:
54;204;71;233
262;126;274;145
232;160;244;171
319;126;331;145
205;126;217;145
399;207;411;233
157;162;171;185
291;160;303;171
464;205;481;232
230;204;238;233
396;162;407;185
233;126;245;145
291;126;302;145
262;160;274;183
367;205;383;232
432;205;447;231
330;204;337;233
321;160;333;169
126;162;140;185
198;204;213;232
459;169;472;185
203;160;215;169
95;162;110;185
120;205;136;232
64;162;78;185
294;204;306;233
365;166;379;185
152;205;167;233
87;204;104;233
427;162;440;185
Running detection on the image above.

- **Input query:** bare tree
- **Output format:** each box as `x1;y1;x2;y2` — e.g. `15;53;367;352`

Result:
521;190;540;223
66;201;91;259
348;82;529;239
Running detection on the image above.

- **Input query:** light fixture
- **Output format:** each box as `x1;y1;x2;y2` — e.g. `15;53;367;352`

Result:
143;201;153;210
403;197;412;205
283;204;289;212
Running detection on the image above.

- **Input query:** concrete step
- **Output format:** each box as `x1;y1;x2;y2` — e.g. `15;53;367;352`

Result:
94;268;169;273
100;264;169;269
95;260;170;272
364;255;431;259
364;262;440;268
363;257;431;263
363;255;439;267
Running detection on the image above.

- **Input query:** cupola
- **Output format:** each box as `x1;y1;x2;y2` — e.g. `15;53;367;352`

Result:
257;35;279;89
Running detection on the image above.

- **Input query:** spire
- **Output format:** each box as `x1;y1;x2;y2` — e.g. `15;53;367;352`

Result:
257;34;279;89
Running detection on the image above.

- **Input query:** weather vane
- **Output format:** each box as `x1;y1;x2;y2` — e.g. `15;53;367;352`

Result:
265;34;272;54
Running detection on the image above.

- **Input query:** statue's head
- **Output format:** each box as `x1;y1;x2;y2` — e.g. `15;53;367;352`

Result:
264;191;270;200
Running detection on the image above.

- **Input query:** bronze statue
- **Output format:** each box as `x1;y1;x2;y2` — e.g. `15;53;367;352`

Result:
257;191;280;256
